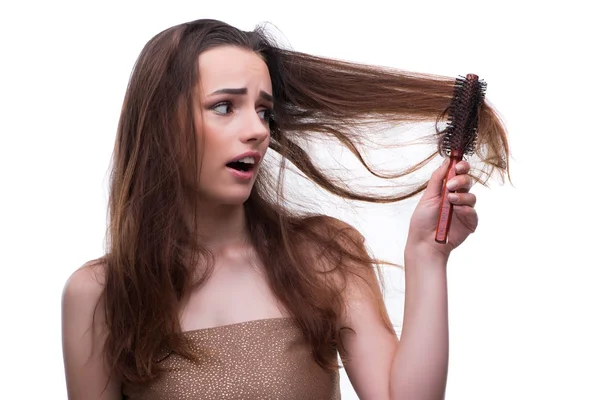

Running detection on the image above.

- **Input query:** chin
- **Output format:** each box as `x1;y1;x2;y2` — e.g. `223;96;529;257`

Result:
211;186;254;205
222;195;251;205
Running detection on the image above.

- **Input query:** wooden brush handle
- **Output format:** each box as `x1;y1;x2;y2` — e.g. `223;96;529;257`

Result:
435;152;462;243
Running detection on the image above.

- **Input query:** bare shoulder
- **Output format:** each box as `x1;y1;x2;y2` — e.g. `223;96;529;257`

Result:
62;259;109;330
303;214;389;304
298;215;373;286
303;214;360;233
62;259;121;399
301;214;366;249
62;259;107;306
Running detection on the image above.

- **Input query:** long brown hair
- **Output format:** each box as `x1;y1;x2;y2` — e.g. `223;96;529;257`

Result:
94;18;510;386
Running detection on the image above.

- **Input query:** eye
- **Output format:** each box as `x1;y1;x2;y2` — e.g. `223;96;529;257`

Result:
211;101;233;115
257;108;273;123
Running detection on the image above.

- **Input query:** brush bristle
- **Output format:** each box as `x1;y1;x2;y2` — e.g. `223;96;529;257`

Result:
440;74;487;157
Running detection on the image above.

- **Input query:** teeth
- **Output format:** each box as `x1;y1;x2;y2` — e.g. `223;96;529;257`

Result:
237;156;255;164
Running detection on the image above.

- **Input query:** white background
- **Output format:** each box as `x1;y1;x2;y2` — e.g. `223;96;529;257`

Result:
1;1;598;399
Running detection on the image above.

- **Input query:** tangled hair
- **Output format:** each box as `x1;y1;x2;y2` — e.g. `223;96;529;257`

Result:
93;18;509;386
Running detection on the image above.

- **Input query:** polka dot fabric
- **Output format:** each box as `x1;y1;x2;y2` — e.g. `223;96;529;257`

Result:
122;318;341;399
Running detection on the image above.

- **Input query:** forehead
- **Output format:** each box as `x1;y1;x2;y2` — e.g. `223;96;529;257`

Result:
197;45;272;92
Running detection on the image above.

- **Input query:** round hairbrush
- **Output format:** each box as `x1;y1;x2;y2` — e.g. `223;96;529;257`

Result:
435;74;487;244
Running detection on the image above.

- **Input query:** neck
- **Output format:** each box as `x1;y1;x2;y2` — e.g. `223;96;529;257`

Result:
191;201;250;251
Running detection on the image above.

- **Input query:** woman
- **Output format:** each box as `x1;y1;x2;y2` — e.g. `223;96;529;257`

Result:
61;18;509;399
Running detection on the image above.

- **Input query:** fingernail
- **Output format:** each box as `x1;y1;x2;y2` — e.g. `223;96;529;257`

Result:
447;180;458;190
448;193;459;202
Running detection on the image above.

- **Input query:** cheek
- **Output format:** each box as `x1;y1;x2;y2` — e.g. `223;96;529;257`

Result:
196;122;225;175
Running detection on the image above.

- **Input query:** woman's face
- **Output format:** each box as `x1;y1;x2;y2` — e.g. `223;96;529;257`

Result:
193;45;272;205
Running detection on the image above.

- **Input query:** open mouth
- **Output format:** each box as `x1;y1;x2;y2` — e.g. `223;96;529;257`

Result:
226;160;254;172
225;154;260;179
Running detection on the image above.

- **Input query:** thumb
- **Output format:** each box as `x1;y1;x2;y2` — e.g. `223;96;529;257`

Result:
422;158;451;201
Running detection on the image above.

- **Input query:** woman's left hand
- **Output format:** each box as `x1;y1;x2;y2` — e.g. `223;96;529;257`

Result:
407;158;478;259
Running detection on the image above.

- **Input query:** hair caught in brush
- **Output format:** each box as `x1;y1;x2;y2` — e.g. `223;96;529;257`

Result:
435;74;488;243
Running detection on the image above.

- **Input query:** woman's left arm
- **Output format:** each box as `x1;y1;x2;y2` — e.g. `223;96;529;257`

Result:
341;159;477;400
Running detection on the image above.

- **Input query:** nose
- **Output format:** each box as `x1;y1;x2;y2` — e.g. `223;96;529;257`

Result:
239;110;269;144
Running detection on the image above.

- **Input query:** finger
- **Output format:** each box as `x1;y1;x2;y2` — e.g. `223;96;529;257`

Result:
452;206;479;233
455;161;470;175
446;174;473;193
447;192;476;207
453;206;479;232
422;158;451;200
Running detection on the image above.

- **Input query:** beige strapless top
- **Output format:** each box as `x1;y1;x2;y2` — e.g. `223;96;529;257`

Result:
122;318;341;400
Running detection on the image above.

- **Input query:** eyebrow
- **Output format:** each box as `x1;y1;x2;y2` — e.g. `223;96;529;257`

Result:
209;88;273;103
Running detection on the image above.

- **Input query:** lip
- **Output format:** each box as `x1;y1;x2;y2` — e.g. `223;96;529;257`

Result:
226;151;261;181
227;167;255;180
227;151;261;164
